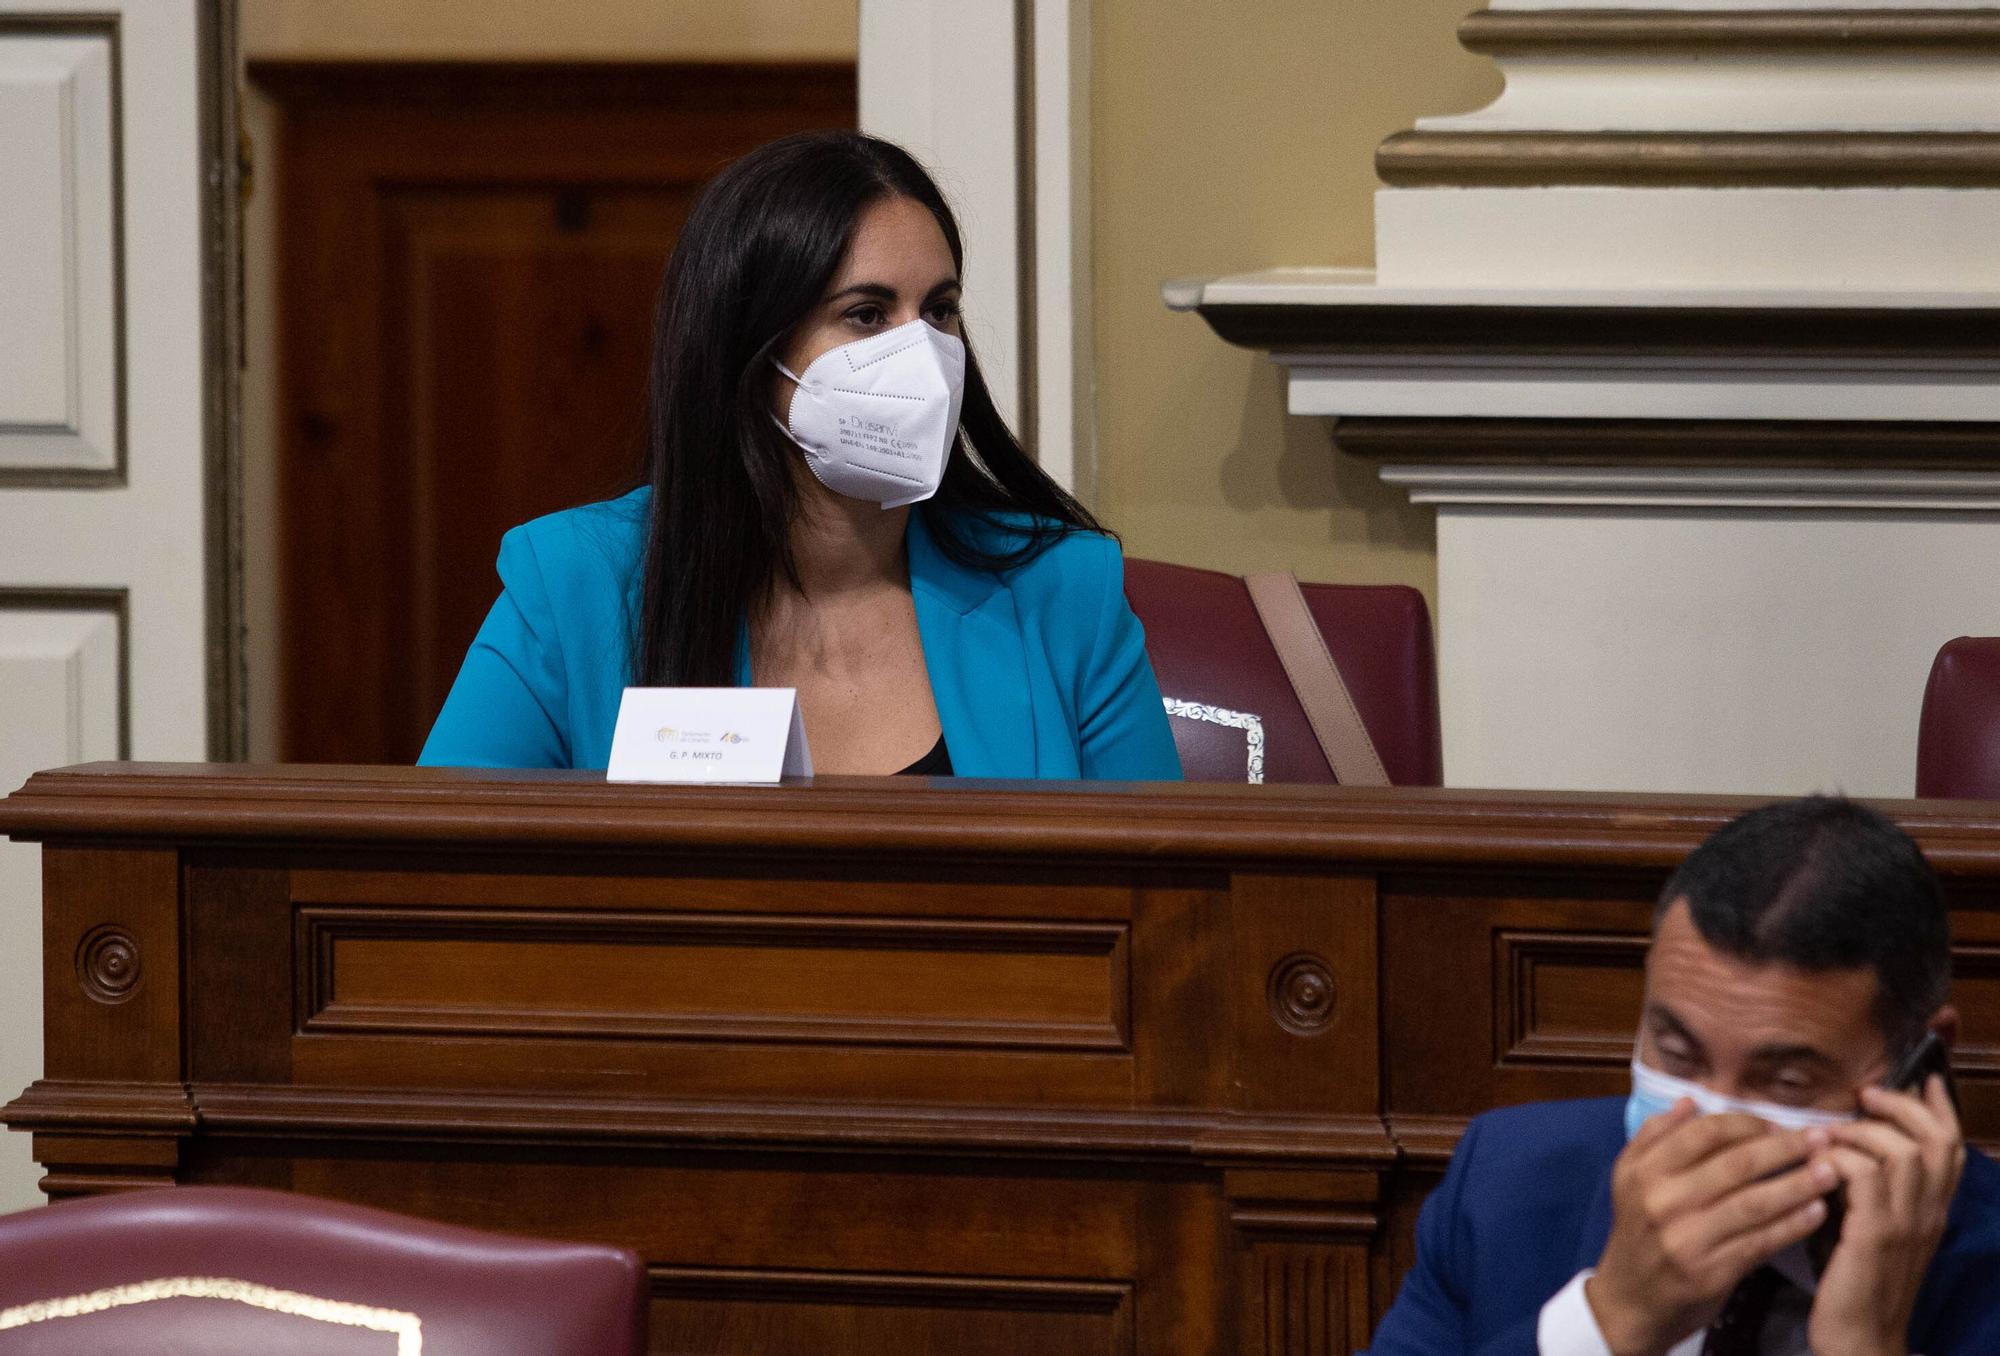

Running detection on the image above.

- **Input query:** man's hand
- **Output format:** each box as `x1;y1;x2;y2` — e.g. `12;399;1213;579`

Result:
1806;1075;1965;1356
1585;1100;1835;1356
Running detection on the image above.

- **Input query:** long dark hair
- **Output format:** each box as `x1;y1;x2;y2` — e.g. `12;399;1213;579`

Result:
634;129;1103;687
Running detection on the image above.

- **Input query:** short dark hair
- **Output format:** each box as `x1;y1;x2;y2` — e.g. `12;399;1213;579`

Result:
1657;795;1950;1050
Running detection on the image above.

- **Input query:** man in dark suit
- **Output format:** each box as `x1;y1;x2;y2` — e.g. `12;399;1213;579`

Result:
1366;796;2000;1356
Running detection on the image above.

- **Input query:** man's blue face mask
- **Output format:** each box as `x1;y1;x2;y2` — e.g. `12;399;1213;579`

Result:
1624;1054;1859;1141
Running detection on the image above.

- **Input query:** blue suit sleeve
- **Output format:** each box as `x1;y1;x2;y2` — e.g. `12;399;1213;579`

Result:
1077;537;1183;781
1364;1119;1480;1356
418;527;572;768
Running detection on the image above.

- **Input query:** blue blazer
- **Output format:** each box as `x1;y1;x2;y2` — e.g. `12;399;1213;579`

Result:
1366;1097;2000;1356
418;487;1183;779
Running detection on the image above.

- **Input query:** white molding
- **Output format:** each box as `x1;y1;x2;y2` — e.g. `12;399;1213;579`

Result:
1167;269;2000;424
1030;0;1092;497
1379;464;2000;510
1491;0;2000;10
1425;57;2000;134
1376;188;2000;290
860;0;1023;431
1174;267;2000;314
857;0;1091;494
1279;359;2000;423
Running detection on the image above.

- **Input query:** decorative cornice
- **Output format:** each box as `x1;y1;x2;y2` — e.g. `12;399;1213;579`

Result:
1377;130;2000;188
1333;418;2000;470
1167;271;2000;426
1459;9;2000;56
1373;463;2000;510
1195;294;2000;359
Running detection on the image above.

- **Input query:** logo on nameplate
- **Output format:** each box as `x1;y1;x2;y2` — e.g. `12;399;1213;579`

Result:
610;689;810;784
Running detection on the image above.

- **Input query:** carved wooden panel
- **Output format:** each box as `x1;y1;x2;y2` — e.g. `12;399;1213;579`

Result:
1492;929;1646;1069
1383;875;1657;1118
298;905;1130;1053
0;26;120;479
15;770;2000;1351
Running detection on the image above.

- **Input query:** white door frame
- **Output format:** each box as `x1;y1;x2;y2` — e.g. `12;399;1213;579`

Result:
858;0;1094;499
0;0;240;1211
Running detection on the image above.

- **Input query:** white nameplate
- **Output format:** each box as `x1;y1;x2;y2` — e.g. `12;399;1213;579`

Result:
606;687;812;784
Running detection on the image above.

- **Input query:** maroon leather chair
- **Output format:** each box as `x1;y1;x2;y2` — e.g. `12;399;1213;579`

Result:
1917;636;2000;799
1125;558;1442;785
0;1186;646;1354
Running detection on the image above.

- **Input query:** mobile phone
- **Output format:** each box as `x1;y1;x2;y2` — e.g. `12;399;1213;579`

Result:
1807;1032;1957;1275
1886;1030;1957;1108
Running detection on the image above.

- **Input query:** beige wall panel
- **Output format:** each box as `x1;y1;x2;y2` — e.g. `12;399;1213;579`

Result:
1090;0;1497;598
240;0;858;60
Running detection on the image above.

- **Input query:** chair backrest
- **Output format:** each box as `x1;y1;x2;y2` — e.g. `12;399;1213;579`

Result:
0;1186;647;1355
1125;557;1442;785
1917;636;2000;799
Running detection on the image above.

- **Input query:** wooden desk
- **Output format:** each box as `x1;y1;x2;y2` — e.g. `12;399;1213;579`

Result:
4;766;1997;1355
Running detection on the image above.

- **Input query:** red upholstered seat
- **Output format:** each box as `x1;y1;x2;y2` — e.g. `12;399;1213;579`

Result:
0;1186;646;1355
1917;636;2000;799
1125;557;1442;785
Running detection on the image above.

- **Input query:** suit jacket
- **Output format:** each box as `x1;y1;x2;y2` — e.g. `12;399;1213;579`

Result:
1364;1096;2000;1356
418;486;1184;779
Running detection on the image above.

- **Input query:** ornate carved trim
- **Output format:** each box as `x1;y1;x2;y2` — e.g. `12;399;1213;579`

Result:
1334;418;2000;471
1377;130;2000;188
75;924;142;1004
1460;8;2000;56
1268;954;1338;1037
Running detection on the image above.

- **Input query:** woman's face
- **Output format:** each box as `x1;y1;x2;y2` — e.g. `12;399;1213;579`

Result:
774;194;962;423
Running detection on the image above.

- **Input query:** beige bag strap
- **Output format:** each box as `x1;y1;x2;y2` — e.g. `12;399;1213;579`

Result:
1244;571;1392;787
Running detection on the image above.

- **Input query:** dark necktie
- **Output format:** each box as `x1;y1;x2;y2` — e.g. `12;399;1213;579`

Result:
1702;1266;1788;1356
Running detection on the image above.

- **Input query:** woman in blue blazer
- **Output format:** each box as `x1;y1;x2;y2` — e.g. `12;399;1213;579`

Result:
420;131;1180;781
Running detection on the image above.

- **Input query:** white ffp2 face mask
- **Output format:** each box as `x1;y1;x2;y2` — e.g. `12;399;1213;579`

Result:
1623;1054;1858;1141
771;318;967;509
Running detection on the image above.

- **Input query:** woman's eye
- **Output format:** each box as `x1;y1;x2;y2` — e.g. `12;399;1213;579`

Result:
927;300;962;324
847;305;887;328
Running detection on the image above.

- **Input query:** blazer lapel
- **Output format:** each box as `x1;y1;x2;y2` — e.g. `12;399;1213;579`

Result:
907;511;1038;777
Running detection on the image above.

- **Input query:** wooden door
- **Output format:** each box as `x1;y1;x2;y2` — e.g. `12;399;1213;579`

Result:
0;0;231;1210
259;62;855;764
